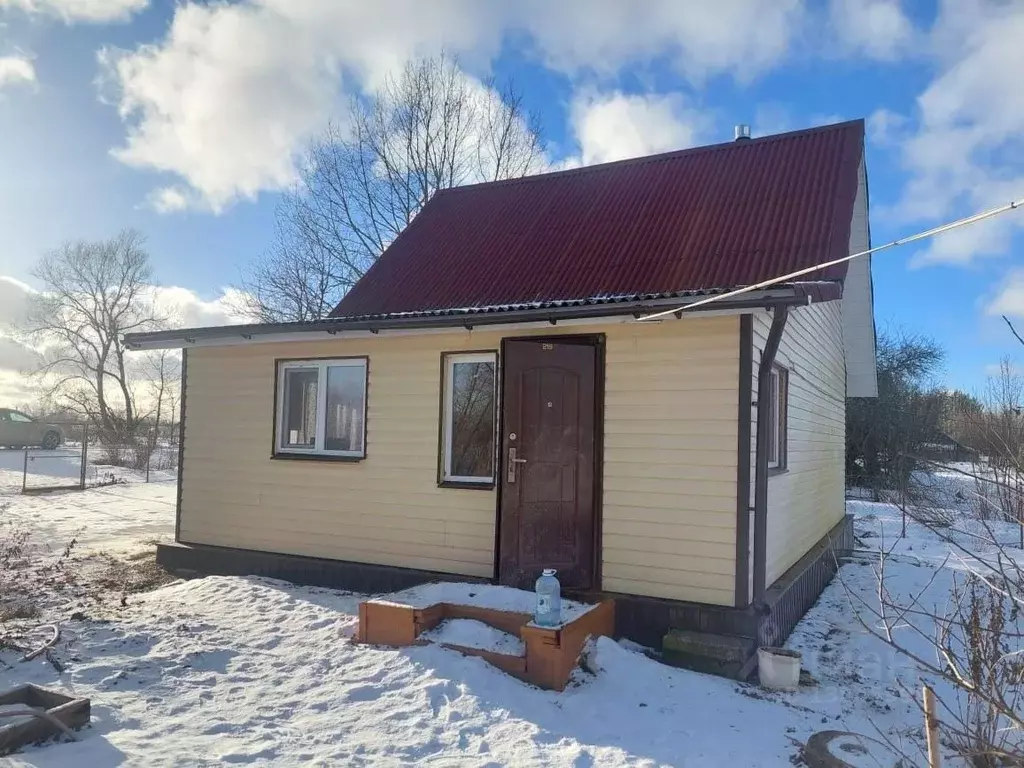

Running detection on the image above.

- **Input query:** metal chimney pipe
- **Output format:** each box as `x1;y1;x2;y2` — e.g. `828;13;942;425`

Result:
734;124;751;141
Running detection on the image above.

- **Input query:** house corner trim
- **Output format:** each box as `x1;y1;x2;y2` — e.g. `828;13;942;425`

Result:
753;305;789;600
174;347;187;543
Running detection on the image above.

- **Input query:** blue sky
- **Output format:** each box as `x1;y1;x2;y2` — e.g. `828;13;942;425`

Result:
1;0;1023;395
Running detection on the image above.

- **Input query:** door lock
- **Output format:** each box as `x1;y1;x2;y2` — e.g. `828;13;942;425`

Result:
507;446;527;483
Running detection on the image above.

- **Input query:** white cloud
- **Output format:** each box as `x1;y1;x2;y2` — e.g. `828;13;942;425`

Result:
567;91;713;167
984;361;1024;378
522;0;803;82
98;0;503;212
0;371;38;406
0;55;36;90
986;270;1024;319
99;1;813;212
143;185;192;214
827;0;914;60
884;1;1024;266
0;0;147;23
0;336;40;372
0;275;254;384
866;107;908;146
151;285;257;328
0;276;40;403
0;276;36;327
0;274;253;409
752;103;846;138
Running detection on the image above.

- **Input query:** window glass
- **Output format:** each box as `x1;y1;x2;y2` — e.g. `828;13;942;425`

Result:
766;370;778;466
276;359;368;458
9;412;32;423
443;354;496;482
767;365;787;470
282;368;318;449
324;364;366;453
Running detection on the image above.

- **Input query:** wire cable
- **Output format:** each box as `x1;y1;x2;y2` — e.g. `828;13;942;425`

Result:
637;198;1024;322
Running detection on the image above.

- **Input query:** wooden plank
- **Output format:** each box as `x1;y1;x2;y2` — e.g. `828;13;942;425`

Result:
0;685;90;757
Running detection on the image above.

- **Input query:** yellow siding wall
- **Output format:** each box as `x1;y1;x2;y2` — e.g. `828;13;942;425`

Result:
179;316;741;604
753;302;846;586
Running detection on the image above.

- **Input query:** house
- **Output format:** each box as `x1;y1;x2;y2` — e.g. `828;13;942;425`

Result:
126;119;877;676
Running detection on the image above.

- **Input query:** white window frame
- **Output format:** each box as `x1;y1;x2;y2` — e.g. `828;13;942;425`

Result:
767;364;787;470
441;352;497;484
275;357;368;459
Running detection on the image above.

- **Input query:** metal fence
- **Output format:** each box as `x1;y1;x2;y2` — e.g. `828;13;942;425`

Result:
20;423;90;493
0;423;179;495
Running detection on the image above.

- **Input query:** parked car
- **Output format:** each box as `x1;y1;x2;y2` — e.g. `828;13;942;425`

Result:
0;409;64;449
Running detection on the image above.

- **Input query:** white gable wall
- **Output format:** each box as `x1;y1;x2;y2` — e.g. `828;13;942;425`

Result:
753;300;847;587
843;155;878;397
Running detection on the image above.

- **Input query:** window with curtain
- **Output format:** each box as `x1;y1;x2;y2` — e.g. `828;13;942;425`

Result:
276;358;367;458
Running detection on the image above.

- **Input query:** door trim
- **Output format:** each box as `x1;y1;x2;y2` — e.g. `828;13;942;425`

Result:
493;333;605;590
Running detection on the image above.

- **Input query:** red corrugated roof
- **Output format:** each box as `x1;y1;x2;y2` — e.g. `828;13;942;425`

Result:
331;120;865;317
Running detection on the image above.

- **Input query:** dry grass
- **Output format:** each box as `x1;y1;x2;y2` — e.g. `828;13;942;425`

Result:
1;504;173;663
92;549;175;599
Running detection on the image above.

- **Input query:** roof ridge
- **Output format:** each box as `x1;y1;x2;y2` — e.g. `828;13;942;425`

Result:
439;118;865;195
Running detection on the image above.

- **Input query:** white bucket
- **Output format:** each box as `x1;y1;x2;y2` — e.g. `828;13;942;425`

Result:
757;646;801;691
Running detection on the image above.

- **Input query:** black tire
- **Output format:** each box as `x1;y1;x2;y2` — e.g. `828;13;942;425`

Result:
41;431;60;450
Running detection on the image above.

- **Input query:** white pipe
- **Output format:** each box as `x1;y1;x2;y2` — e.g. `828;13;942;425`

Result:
637;197;1024;322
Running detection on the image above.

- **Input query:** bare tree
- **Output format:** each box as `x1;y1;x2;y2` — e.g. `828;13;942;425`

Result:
138;349;181;471
22;229;164;447
841;320;1024;765
239;54;546;322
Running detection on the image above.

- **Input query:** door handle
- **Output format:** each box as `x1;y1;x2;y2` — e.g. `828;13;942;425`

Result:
507;446;527;483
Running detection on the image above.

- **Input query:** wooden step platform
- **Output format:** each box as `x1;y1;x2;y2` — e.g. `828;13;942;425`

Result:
357;593;615;691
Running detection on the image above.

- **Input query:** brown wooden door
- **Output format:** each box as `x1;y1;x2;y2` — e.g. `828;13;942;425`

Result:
498;338;597;590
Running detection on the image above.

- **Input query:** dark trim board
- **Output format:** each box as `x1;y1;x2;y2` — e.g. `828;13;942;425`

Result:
157;542;487;594
758;513;855;647
125;285;839;350
159;514;853;680
174;348;187;542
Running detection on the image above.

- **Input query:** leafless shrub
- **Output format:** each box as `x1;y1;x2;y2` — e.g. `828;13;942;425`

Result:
843;473;1024;765
945;578;1024;766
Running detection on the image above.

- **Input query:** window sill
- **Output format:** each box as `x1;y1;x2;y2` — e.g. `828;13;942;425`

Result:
271;452;365;463
768;466;788;477
438;480;496;491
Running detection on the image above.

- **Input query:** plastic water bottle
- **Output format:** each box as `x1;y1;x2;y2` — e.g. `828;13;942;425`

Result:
534;569;562;627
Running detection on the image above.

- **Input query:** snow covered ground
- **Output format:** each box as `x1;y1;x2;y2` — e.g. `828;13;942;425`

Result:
5;575;838;766
1;479;175;554
0;445;176;497
421;618;527;656
1;472;1014;765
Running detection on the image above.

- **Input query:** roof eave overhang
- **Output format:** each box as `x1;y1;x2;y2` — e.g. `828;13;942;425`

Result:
124;282;842;351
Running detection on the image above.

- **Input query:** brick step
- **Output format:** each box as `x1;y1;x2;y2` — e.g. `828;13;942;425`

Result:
662;629;757;680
